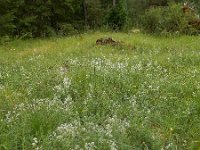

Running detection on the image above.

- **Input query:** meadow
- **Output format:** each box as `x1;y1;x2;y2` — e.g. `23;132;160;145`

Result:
0;32;200;150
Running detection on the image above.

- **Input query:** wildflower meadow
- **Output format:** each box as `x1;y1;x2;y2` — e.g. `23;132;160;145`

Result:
0;32;200;149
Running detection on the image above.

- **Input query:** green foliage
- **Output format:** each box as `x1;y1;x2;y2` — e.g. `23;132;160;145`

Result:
126;0;149;25
0;1;16;36
57;23;77;36
105;0;128;30
0;0;131;37
0;35;11;45
140;3;199;34
86;0;104;28
0;0;200;37
0;0;83;38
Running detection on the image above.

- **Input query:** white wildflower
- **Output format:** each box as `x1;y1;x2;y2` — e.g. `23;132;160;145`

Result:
165;143;173;149
110;140;118;150
85;142;96;150
32;137;38;148
60;66;68;75
63;77;71;89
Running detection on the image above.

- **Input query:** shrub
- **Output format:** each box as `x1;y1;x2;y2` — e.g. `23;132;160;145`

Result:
0;35;11;45
140;3;199;35
57;23;77;36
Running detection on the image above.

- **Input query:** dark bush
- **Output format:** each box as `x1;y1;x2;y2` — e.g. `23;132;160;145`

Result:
0;1;16;36
105;1;128;30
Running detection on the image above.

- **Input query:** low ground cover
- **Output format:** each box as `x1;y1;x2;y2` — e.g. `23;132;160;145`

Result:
0;32;200;149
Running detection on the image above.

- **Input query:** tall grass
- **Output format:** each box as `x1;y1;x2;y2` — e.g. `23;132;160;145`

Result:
0;32;200;149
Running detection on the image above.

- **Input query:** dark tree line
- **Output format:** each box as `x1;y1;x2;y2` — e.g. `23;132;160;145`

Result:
0;0;199;38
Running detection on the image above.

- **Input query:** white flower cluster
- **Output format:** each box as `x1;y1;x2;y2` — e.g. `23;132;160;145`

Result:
32;137;41;150
85;142;96;150
49;114;131;149
4;97;73;125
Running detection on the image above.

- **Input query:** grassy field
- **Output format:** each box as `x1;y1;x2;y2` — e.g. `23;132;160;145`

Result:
0;32;200;150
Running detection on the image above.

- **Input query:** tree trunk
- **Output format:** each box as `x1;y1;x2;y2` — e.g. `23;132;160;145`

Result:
113;0;116;7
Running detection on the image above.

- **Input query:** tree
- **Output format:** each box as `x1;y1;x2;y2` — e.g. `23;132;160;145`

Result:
0;0;199;37
0;0;16;36
105;0;128;30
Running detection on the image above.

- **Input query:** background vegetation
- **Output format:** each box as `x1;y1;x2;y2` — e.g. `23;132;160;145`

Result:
0;0;200;38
